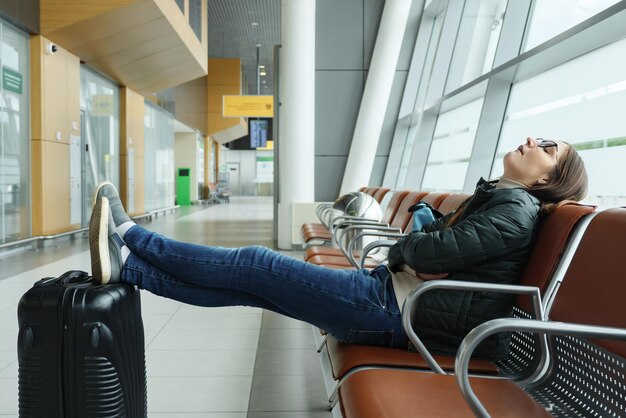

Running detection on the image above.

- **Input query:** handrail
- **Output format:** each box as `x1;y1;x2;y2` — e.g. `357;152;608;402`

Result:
0;227;88;251
131;205;180;220
0;205;180;251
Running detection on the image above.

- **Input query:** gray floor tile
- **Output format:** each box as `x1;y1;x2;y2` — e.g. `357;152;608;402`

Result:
0;360;16;378
257;328;317;350
261;311;310;329
248;412;331;418
0;332;16;351
0;310;17;331
247;374;329;412
149;328;260;351
149;414;246;418
0;378;17;415
252;349;322;376
148;376;253;413
147;349;257;377
143;313;176;331
166;311;262;330
0;352;15;373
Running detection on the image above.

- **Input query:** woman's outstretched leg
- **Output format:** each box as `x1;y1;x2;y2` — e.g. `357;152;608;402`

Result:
89;182;407;348
123;252;296;318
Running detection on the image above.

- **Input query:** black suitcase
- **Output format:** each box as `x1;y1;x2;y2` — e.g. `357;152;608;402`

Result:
17;270;147;417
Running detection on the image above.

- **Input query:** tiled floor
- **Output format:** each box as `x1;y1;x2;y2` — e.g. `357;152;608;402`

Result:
0;197;331;417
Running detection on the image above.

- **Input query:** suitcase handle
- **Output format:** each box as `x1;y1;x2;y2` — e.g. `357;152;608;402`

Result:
34;270;90;287
61;270;90;284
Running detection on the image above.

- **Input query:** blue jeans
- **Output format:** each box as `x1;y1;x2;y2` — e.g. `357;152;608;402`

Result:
121;225;407;349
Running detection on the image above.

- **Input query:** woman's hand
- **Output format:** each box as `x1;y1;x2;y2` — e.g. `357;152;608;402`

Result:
387;242;405;273
416;272;449;281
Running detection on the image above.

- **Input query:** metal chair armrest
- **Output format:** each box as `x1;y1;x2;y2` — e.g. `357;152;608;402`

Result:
359;239;403;268
455;318;626;418
333;222;397;248
402;280;545;375
340;228;403;266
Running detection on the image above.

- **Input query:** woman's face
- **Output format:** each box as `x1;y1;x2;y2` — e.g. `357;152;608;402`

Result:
503;137;570;187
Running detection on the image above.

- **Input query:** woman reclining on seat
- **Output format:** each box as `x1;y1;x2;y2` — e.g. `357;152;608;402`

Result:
89;137;587;360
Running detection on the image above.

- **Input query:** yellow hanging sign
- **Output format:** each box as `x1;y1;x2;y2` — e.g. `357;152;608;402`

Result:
223;95;274;118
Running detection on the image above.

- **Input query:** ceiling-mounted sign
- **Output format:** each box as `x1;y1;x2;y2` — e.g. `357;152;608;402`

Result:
223;95;274;118
2;67;22;94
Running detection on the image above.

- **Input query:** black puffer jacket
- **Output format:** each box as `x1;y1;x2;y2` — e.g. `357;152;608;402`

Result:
388;179;541;360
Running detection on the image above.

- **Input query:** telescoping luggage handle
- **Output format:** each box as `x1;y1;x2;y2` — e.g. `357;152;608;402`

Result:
33;270;91;287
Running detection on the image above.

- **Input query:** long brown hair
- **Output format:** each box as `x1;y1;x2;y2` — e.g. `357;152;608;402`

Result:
526;143;588;214
446;142;588;225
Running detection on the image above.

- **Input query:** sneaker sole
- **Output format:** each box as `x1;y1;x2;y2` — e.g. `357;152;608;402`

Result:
89;197;112;284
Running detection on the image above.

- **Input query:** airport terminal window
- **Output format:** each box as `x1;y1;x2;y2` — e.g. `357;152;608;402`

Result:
394;3;447;189
80;67;120;203
144;103;175;211
0;21;30;243
523;0;620;51
175;0;184;13
446;0;508;92
491;36;626;206
189;0;202;41
422;98;484;192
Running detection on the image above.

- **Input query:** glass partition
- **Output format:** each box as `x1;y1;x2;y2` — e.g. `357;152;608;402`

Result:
493;36;626;205
144;103;175;211
422;98;484;191
80;66;120;194
0;20;30;243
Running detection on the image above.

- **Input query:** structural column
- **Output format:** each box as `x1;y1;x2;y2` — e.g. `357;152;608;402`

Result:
277;0;315;249
340;0;412;195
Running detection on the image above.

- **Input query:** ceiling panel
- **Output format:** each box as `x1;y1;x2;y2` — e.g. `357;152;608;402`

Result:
208;0;281;95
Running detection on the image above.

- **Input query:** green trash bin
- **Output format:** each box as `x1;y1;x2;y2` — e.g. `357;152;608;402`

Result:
176;167;191;206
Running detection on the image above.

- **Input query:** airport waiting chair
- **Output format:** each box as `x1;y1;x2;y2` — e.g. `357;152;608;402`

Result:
320;202;595;405
337;206;623;418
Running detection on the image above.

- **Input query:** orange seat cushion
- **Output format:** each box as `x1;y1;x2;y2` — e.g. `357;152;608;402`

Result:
339;369;551;418
326;336;497;380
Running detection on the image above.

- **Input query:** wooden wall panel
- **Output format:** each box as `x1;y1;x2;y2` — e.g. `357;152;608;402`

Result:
207;59;241;86
31;36;80;144
31;140;72;235
30;35;81;236
207;58;242;137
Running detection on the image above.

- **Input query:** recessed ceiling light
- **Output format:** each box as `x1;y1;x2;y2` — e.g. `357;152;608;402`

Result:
256;44;262;48
259;65;266;69
259;71;267;76
251;22;259;26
